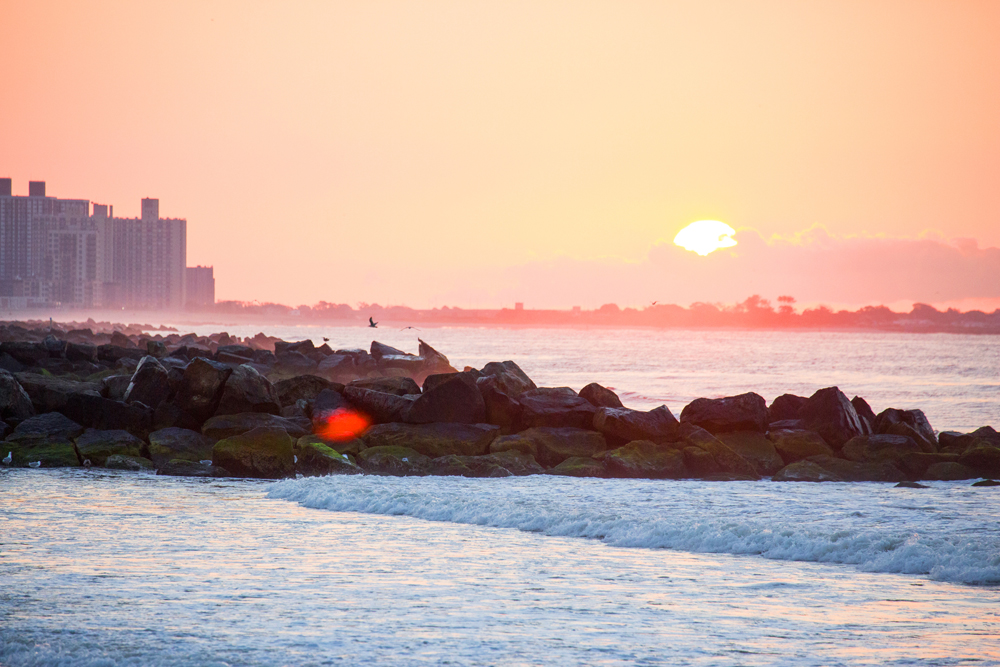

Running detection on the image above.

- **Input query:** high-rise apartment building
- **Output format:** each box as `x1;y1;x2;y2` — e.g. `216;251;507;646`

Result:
186;265;215;307
0;180;190;310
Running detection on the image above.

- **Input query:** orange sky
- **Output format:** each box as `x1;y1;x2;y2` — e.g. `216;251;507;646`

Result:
2;1;998;309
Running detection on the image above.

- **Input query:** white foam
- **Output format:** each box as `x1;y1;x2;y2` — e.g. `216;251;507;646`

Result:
268;476;1000;586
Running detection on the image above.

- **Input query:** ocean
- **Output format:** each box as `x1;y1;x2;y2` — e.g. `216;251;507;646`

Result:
1;327;998;665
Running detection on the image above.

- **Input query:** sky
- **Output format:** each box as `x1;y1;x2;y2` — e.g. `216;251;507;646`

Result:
1;1;998;310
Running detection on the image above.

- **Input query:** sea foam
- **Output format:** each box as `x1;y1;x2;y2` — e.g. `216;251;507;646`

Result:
268;475;1000;586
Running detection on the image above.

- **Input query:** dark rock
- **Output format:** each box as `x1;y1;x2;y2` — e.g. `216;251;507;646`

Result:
216;344;255;361
767;429;833;464
768;394;808;423
680;392;768;434
406;373;485;424
418;339;457;375
110;331;134;348
679;423;759;479
362;422;499;458
0;352;25;373
274;375;334;407
579;383;624;408
841;434;922;465
123;356;172;409
41;335;67;357
970;426;1000;447
850;396;877;434
519;387;597;430
923;462;978;481
168;358;233;429
100;375;132;401
895;481;929;488
212;426;295;479
316;354;355;377
874;408;937;450
215;364;281;416
201;413;309;441
14;372;101;414
483;450;545;476
104;454;155;471
5;412;84;467
476;375;524;434
369;341;410;362
427;454;512;478
9;411;84;441
348;376;421;396
297;439;362;476
0;342;47;366
883;422;937;453
356;445;431;476
716;431;785;476
148;427;216;465
309;388;349;426
896;452;960;479
971;479;1000;487
0;370;34;421
683;446;721;477
601;440;687;479
342;386;415;424
806;455;907;482
479;360;536;396
74;428;144;466
296;433;366;457
146;340;167;357
275;351;318;373
593;405;680;444
157;459;230;478
97;344;144;364
546;456;607;478
958;445;1000;476
799;387;866;449
772;461;845;482
490;426;605;467
65;342;98;363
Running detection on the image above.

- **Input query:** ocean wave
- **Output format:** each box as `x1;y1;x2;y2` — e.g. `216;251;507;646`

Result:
267;476;1000;586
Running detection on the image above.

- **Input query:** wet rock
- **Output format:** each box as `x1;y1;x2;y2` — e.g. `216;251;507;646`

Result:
483;450;545;476
767;429;833;464
883;421;937;453
479;361;536;397
274;375;334;407
427;454;512;478
772;461;845;482
679;423;759;479
805;455;907;482
767;394;807;423
601;440;687;479
716;431;785;476
546;456;607;478
798;387;866;449
519;387;597;430
476;375;524;434
971;479;1000;487
683;446;721;477
167;358;233;429
970;426;1000;447
957;445;1000;477
148;427;216;465
296;439;363;476
100;375;132;401
579;383;624;409
680;392;768;434
215;364;281;416
0;369;34;421
923;461;978;481
841;434;922;465
895;481;929;488
405;373;485;424
5;412;84;467
15;372;101;414
490;426;606;467
896;452;960;479
157;459;230;477
850;396;877;434
123;356;172;409
296;433;365;457
342;386;415;424
593;406;680;444
369;341;410;362
361;422;499;458
874;409;937;450
202;413;309;442
348;376;421;396
104;454;155;471
356;445;431;476
74;428;144;466
212;426;295;479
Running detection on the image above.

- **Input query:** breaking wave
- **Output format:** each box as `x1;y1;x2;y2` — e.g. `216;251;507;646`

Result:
268;475;1000;586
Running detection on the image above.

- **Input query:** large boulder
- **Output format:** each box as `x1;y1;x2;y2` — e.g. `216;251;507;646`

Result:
74;428;144;466
0;369;34;422
348;376;421;396
476;375;524;434
850;396;877;433
104;454;155;471
874;409;937;450
427;454;513;478
66;342;98;363
841;434;922;465
767;429;833;464
316;354;356;378
212;426;295;479
275;351;318;373
123;356;172;409
895;452;960;478
5;412;84;467
369;341;410;362
148;427;216;465
772;461;845;482
578;383;624;409
958;445;1000;477
157;459;230;478
518;387;597;430
679;423;759;479
767;394;807;423
479;361;536;396
296;433;365;457
201;413;309;441
418;339;458;375
342;386;416;424
489;426;606;467
882;422;936;453
0;341;48;367
356;445;431;476
483;450;545;476
680;392;768;434
215;364;281;416
274;375;334;407
716;431;785;476
798;387;866;449
14;372;101;414
296;440;363;476
593;406;680;444
683;446;722;477
167;358;233;429
806;455;907;482
601;440;687;479
923;462;978;481
405;373;485;424
361;422;499;458
100;375;132;401
547;457;607;478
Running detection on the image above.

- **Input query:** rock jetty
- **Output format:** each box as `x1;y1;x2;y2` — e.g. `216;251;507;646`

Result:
0;321;997;486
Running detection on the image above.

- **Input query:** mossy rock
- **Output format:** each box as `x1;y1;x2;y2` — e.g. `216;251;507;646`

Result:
356;445;431;476
157;459;230;477
104;454;155;471
546;456;607;478
296;433;365;457
297;440;362;477
212;426;295;479
4;439;79;467
148;427;215;465
602;440;687;479
74;428;144;466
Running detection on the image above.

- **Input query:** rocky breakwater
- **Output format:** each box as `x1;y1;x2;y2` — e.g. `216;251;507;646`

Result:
0;325;997;487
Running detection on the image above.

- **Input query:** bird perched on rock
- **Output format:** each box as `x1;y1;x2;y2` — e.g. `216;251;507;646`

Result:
83;459;92;469
28;461;41;468
368;317;378;328
2;451;11;466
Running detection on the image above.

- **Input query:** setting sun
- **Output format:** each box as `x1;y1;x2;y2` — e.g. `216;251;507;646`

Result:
673;220;738;256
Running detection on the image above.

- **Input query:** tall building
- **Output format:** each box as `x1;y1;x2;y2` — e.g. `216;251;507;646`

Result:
0;180;189;310
186;266;215;307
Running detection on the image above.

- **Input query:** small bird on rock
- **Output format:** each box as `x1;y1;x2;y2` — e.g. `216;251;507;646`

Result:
2;451;11;466
28;461;41;468
83;459;92;469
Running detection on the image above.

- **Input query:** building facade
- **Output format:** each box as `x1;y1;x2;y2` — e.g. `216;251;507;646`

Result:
186;265;215;307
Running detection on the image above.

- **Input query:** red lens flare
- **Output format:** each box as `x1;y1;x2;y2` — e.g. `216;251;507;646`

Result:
316;407;371;442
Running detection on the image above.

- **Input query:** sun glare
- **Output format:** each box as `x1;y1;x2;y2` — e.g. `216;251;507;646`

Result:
673;220;738;256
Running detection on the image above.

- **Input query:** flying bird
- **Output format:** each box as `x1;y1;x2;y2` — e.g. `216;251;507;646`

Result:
368;317;378;328
28;461;41;468
2;451;11;466
400;326;421;331
322;337;329;342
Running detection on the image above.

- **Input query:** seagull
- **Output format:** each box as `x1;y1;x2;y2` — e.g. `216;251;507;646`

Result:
400;326;421;331
368;317;378;328
83;459;92;469
28;461;41;468
651;301;658;306
2;451;11;466
322;337;329;342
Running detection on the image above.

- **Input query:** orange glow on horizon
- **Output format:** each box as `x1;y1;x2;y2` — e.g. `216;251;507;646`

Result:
673;220;738;256
316;408;371;442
